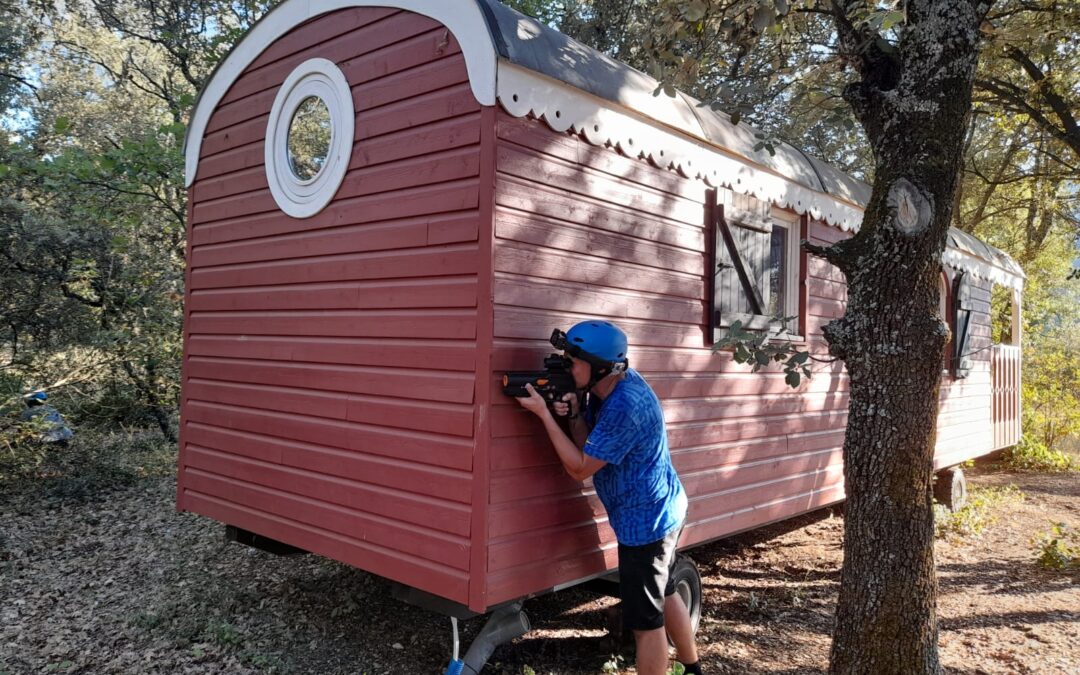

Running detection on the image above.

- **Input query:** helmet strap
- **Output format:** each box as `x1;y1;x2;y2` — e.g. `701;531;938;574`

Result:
583;366;608;394
583;359;628;394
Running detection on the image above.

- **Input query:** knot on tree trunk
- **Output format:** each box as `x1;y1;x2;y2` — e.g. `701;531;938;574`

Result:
822;316;856;363
886;179;933;236
823;303;949;369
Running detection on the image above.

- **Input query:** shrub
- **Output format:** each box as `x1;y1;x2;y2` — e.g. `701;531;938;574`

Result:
1002;436;1075;473
0;412;54;480
0;423;176;501
934;485;1024;540
1033;522;1080;571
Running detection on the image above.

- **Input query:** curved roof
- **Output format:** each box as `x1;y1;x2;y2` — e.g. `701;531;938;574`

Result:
477;0;836;197
183;0;1023;287
477;0;1024;286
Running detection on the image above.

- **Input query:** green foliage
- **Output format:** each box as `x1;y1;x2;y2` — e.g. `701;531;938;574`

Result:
978;1;1080;160
0;418;176;499
205;620;244;647
934;485;1024;540
501;0;567;25
0;1;275;443
1019;279;1080;452
600;654;625;673
1033;522;1080;571
0;2;38;111
712;319;815;388
1002;436;1076;473
0;130;186;439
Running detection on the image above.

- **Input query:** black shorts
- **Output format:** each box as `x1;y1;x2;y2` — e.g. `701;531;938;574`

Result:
617;523;683;632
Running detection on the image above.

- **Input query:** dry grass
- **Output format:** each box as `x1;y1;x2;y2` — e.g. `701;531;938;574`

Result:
1;444;1077;674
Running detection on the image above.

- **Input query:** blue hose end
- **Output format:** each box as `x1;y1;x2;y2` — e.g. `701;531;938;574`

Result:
446;659;465;675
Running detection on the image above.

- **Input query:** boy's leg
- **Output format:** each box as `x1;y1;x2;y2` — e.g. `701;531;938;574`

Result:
618;525;687;675
632;627;669;675
662;525;703;673
663;592;699;665
618;537;673;675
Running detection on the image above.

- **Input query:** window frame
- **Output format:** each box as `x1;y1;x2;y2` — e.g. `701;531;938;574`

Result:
769;207;803;335
940;270;952;376
707;189;806;344
264;58;354;219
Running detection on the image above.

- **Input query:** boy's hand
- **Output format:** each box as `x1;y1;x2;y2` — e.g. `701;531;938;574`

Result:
552;391;579;418
517;383;550;418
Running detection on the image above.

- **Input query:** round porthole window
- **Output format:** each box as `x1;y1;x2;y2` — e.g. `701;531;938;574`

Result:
287;96;332;181
265;58;353;218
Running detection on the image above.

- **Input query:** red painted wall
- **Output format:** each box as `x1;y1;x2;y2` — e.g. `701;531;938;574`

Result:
482;111;995;606
177;8;483;605
937;276;995;466
179;8;1000;613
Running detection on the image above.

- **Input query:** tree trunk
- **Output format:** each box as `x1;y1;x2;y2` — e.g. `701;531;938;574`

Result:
121;358;177;443
814;2;995;673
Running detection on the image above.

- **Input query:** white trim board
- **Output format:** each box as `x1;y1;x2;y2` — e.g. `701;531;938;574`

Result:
496;63;866;232
183;0;497;188
494;64;1023;290
182;0;1024;290
943;249;1024;292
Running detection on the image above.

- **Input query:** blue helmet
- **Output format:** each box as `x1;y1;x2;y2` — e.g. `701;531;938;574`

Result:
563;320;628;367
24;391;48;406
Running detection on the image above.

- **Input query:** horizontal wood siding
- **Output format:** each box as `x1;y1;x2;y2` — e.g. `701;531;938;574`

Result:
484;113;851;605
178;8;481;605
484;113;1005;605
935;276;996;467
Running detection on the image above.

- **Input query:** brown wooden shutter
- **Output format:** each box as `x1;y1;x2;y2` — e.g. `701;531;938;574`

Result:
953;272;974;378
709;191;775;337
940;272;952;374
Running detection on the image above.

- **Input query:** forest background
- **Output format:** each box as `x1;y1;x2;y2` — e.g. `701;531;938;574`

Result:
0;0;1077;466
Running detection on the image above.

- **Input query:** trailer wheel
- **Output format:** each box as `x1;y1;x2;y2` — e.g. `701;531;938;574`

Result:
669;554;702;637
603;554;703;644
934;467;968;511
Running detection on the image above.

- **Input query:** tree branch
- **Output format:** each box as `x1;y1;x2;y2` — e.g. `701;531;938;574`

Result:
976;75;1080;158
1004;45;1080;156
0;70;42;103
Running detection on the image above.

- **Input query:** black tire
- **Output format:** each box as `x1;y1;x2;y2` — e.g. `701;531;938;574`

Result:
934;467;968;511
668;554;702;637
603;554;703;644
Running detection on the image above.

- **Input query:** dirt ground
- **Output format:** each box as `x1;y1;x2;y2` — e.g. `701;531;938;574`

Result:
1;462;1077;674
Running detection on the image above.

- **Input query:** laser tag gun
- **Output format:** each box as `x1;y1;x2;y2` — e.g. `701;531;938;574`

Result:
502;353;576;408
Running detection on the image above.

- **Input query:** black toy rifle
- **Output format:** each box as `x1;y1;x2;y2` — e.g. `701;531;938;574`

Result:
502;353;576;409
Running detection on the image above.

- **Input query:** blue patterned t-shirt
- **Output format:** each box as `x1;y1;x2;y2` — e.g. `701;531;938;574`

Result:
583;368;687;546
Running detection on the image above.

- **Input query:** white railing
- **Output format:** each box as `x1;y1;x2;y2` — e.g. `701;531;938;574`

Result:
991;344;1022;450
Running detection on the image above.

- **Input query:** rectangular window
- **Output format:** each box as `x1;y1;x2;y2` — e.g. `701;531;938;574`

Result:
708;190;802;342
768;224;788;318
940;273;952;375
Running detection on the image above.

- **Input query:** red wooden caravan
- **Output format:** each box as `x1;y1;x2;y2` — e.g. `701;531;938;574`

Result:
178;0;1024;664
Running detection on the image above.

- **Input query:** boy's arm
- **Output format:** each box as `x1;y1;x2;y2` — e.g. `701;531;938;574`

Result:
553;392;589;450
519;384;606;481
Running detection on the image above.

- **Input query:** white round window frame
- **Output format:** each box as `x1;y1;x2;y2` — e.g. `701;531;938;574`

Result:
265;58;354;219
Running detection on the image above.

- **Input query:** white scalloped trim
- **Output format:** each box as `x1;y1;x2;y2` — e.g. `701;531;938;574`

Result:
943;249;1024;291
497;64;865;231
496;63;1024;290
